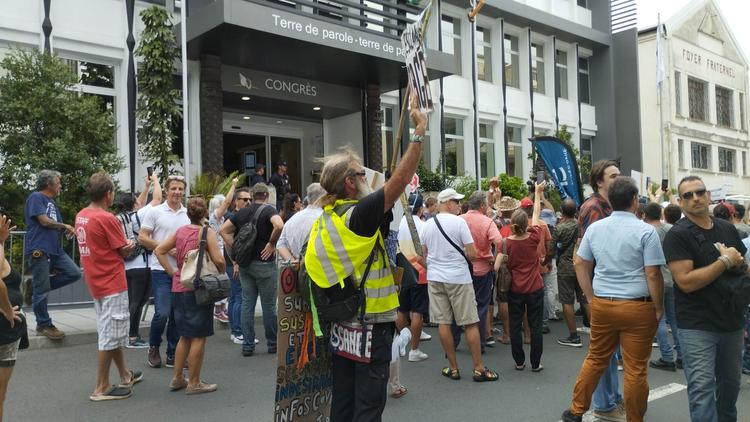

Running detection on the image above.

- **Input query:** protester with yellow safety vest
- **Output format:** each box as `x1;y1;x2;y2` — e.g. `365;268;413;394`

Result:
304;92;427;422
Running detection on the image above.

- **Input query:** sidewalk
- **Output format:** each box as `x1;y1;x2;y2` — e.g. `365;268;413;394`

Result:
22;304;263;350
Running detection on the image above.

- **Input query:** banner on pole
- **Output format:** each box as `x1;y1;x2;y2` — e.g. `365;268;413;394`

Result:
401;4;433;112
530;136;584;207
274;264;332;422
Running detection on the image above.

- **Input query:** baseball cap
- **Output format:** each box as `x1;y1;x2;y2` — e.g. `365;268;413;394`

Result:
437;188;465;203
408;193;424;212
252;183;269;194
520;197;533;208
277;160;288;167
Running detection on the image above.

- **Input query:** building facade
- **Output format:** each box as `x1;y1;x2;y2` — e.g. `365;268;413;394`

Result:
1;0;639;193
638;0;750;195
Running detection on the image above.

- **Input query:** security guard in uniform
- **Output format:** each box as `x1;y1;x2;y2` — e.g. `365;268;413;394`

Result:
305;93;428;421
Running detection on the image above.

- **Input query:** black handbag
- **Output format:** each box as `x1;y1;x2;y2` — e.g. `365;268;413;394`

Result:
193;226;231;306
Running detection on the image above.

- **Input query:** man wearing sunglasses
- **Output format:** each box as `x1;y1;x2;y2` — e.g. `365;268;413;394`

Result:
663;176;746;422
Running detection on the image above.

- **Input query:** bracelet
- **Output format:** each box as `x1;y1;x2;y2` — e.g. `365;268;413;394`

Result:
718;255;732;270
410;134;424;143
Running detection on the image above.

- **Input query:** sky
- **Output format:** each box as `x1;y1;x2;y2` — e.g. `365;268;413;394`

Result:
637;0;750;60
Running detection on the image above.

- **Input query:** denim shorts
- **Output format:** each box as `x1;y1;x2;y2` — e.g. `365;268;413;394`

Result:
173;292;214;338
0;339;20;367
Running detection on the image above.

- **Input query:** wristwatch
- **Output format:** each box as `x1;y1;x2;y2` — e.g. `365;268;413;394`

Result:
410;134;424;143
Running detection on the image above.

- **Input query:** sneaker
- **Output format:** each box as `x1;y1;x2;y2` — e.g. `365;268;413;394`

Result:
127;337;149;349
408;349;429;362
649;358;676;372
561;409;582;422
485;336;496;346
165;355;175;368
147;347;162;368
213;309;229;324
36;325;65;340
576;326;591;335
230;334;244;345
242;348;254;357
592;407;626;422
652;338;659;348
491;327;503;335
557;335;583;348
419;331;432;341
22;277;33;306
542;325;550;334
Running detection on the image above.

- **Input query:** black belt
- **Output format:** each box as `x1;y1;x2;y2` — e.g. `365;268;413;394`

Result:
595;296;652;302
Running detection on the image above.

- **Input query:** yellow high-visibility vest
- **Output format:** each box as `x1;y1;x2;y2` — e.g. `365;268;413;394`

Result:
305;199;398;316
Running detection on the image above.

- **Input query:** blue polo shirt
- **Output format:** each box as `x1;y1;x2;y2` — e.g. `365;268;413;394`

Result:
24;191;64;256
577;211;665;299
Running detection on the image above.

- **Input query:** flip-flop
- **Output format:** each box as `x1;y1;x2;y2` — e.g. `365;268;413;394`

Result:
390;385;408;398
119;370;143;388
89;386;132;402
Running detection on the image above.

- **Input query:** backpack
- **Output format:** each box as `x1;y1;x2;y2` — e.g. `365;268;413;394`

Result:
118;212;146;262
230;204;269;267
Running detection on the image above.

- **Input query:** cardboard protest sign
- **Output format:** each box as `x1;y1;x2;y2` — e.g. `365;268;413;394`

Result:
401;5;433;112
274;264;332;422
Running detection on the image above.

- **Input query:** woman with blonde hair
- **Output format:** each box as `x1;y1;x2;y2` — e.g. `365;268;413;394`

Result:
495;182;546;372
155;197;226;395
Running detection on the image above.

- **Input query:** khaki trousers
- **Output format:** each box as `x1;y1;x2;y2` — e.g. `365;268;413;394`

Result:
570;297;657;422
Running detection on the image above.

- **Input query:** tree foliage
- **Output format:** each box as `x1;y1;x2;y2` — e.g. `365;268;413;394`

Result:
136;6;181;181
190;171;245;202
0;49;123;226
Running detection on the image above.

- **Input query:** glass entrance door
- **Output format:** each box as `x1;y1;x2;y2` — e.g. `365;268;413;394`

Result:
270;137;301;196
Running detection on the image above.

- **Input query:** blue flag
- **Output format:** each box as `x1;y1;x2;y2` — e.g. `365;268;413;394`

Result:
531;136;584;207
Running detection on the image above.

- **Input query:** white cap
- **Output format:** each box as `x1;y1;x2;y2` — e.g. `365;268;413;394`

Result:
437;188;465;203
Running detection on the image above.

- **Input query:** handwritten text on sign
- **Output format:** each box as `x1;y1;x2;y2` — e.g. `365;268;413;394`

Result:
400;8;433;112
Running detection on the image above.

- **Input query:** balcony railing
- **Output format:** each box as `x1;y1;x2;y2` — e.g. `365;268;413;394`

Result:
246;0;421;40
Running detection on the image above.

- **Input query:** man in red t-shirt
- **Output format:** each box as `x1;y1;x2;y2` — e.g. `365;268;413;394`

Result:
76;172;142;402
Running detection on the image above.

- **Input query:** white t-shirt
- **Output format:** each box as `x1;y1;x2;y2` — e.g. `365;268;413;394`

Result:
421;213;474;284
277;206;323;259
123;204;154;271
140;202;189;272
209;211;225;256
397;215;425;257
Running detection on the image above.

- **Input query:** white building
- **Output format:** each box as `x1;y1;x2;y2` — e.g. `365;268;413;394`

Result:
1;0;637;192
638;0;750;195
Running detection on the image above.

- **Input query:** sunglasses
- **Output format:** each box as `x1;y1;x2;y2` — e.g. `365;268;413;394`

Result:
237;197;251;202
680;188;707;200
167;175;185;181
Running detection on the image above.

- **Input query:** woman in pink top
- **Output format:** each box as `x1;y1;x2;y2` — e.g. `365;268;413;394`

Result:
155;197;225;395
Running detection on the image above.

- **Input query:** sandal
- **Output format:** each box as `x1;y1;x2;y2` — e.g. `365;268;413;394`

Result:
473;367;499;382
390;385;408;398
441;367;461;380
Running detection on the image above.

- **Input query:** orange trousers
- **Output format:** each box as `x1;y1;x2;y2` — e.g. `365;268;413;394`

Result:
569;297;657;422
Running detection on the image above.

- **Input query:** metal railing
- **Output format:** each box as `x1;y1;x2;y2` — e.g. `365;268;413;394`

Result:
4;231;92;306
247;0;421;40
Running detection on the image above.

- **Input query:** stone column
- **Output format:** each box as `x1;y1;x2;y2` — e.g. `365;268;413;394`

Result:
199;54;224;174
366;84;383;171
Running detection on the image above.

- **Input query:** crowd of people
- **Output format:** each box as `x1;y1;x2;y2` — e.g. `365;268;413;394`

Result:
0;98;749;420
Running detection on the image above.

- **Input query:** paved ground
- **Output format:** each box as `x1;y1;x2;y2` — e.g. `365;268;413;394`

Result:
7;318;750;421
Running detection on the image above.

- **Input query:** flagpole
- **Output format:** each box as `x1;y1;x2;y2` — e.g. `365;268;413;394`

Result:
657;14;666;184
181;0;190;196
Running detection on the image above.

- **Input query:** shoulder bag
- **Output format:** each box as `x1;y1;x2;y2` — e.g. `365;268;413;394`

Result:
495;239;512;300
433;215;474;275
181;226;231;304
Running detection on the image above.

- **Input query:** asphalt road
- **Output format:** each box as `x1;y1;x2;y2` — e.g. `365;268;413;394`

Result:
6;320;750;422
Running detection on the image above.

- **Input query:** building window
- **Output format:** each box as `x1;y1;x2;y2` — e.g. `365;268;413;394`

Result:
479;123;495;177
578;57;589;104
555;50;568;99
577;0;587;7
688;77;708;121
740;92;746;131
743;151;747;176
678;139;685;168
718;147;735;173
380;107;394;173
441;16;461;76
63;59;116;141
716;86;733;128
506;126;523;178
531;43;545;94
476;26;492;82
580;136;592;182
444;117;464;175
691;142;710;170
504;34;520;89
674;71;681;116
